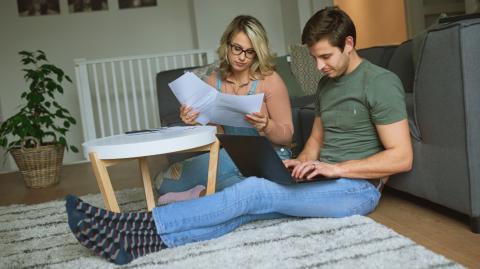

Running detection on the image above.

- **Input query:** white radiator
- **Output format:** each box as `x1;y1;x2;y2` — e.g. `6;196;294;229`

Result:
74;49;216;143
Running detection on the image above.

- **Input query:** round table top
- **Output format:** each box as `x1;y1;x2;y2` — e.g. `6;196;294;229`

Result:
82;126;217;160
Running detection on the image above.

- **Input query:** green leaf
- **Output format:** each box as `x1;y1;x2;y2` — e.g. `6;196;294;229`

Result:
30;93;43;104
41;64;55;73
63;121;70;128
19;51;33;57
70;145;79;153
21;58;35;65
36;53;47;62
46;80;56;91
56;70;64;82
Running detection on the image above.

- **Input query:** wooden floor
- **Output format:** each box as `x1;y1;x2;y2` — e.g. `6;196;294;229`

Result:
1;161;479;268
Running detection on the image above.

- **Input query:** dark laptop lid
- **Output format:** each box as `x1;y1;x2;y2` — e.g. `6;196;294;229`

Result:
217;134;332;185
217;134;294;184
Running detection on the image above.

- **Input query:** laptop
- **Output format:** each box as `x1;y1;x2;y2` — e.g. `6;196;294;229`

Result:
217;134;336;185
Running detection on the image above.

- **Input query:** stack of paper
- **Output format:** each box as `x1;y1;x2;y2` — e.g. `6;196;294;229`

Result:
168;72;264;128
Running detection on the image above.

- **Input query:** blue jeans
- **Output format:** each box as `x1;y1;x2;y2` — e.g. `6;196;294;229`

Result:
157;146;292;194
152;177;381;247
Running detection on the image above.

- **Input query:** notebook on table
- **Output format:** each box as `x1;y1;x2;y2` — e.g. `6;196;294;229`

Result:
216;134;337;185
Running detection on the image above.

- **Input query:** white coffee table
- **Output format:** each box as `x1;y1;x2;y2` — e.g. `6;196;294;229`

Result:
82;126;219;212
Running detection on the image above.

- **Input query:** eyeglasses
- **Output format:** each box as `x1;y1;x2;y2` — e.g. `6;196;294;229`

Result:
229;44;256;59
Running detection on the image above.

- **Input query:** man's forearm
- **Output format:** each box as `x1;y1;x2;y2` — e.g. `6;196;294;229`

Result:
297;117;324;163
297;137;321;162
335;148;412;179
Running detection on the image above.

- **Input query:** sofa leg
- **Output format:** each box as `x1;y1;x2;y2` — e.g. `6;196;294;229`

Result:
470;216;480;233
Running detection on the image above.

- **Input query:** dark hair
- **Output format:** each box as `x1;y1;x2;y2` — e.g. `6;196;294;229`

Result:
301;6;356;51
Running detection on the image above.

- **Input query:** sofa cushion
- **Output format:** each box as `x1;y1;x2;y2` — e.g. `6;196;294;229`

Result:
289;44;323;95
387;40;414;93
275;55;305;97
358;45;397;68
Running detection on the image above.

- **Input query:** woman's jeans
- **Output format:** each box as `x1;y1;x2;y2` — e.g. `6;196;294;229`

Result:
153;177;381;247
157;147;292;194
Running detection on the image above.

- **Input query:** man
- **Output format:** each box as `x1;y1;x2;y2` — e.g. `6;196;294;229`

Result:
286;7;412;188
65;7;412;265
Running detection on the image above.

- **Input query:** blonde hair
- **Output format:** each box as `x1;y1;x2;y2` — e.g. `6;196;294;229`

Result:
217;15;275;80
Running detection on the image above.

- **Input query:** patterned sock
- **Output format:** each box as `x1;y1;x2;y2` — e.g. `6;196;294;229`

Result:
74;218;133;264
157;185;206;205
75;218;165;265
66;195;165;265
81;221;161;250
66;195;156;231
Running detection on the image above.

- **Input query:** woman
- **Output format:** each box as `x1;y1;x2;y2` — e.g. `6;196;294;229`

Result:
157;15;293;204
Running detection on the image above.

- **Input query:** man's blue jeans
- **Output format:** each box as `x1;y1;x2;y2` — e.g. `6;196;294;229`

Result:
152;177;381;247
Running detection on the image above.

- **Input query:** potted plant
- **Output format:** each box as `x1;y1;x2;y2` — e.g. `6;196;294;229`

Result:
0;50;78;188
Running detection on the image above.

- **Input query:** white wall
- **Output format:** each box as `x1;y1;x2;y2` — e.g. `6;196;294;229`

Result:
285;0;332;50
193;0;287;55
0;0;323;172
192;0;332;56
281;0;302;51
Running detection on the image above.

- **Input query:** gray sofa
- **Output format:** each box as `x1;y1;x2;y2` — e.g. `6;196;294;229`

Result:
156;15;480;233
395;16;480;233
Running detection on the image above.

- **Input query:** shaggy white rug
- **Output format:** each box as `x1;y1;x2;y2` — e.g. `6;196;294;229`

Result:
0;188;464;269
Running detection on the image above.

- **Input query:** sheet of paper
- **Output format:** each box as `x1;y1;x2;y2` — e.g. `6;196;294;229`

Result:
209;93;264;128
168;72;264;128
168;72;216;125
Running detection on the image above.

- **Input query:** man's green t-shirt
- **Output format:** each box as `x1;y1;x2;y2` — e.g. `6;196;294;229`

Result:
314;60;407;163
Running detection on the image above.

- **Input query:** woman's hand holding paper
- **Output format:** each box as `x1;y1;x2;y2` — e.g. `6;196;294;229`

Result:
180;104;200;125
245;112;269;132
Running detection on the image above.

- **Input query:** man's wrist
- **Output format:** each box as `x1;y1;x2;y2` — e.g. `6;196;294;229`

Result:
333;162;347;178
297;155;312;163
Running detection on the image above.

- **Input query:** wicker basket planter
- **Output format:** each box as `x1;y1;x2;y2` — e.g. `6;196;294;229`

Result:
10;142;64;188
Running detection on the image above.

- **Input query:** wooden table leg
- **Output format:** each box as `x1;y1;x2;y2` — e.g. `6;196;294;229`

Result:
89;152;120;212
139;157;156;211
205;138;220;195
